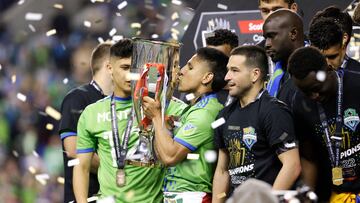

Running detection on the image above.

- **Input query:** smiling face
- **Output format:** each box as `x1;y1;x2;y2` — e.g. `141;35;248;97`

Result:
108;56;132;97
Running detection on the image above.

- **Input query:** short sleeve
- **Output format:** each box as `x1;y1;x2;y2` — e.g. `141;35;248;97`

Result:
174;109;213;151
214;111;226;149
263;103;297;147
76;108;96;154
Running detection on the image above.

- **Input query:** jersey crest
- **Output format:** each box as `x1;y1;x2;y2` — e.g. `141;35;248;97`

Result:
242;126;257;150
344;108;360;132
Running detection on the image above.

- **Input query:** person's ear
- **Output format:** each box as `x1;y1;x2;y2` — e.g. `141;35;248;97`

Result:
290;3;298;13
290;27;298;41
342;33;349;49
251;68;261;83
202;72;214;85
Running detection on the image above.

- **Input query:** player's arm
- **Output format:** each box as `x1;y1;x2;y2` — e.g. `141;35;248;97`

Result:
212;149;230;203
273;147;301;189
73;152;94;203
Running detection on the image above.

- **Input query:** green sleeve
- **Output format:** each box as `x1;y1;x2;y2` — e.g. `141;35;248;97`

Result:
76;108;96;153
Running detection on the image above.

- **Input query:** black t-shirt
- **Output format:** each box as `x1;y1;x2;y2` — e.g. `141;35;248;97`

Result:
215;90;297;190
59;83;103;203
277;75;298;109
292;59;360;197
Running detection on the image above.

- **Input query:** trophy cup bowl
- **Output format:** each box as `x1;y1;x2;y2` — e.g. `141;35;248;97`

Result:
130;38;181;163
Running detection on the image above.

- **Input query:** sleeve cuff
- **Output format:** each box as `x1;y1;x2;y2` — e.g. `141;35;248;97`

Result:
174;137;197;151
77;148;95;154
60;131;77;140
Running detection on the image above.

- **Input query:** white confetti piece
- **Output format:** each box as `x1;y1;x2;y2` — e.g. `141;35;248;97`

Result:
63;78;68;84
131;23;141;29
87;196;98;202
171;12;179;20
171;28;180;35
172;21;179;27
36;178;47;185
204;150;217;163
217;3;228;10
112;35;123;42
57;177;65;184
316;70;326;82
18;0;25;5
116;12;122;16
16;93;26;102
161;3;167;7
46;123;54;130
45;106;61;120
67;158;80;167
28;24;36;32
109;28;117;36
28;166;36;174
174;121;181;127
211;117;225;129
12;150;19;157
53;3;63;9
185;93;195;101
25;12;43;21
144;4;154;10
0;64;2;70
97;196;115;203
11;74;16;83
172;0;182;5
46;29;57;36
184;25;188;31
33;150;39;157
98;37;104;43
35;173;50;180
156;14;165;20
84;21;92;28
136;30;141;36
117;1;128;10
171;33;178;40
187;153;199;160
151;34;159;39
126;73;140;81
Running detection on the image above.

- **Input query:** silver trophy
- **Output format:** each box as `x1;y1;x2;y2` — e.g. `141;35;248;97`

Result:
130;38;181;163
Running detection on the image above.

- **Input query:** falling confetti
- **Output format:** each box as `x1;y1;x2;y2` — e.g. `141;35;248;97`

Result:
172;0;182;6
45;106;61;120
28;166;36;174
211;117;225;129
53;3;63;9
173;121;181;127
12;150;19;157
217;3;228;10
33;150;39;157
97;196;116;203
87;196;99;202
18;0;25;5
112;35;124;42
171;12;179;20
98;37;105;43
172;21;179;27
117;1;128;10
17;93;27;102
171;28;180;35
28;24;36;32
204;150;217;163
316;70;326;82
63;78;69;84
46;123;54;130
131;23;141;29
151;34;159;39
171;33;178;40
11;74;16;83
126;73;140;81
67;158;80;167
156;14;166;20
57;177;65;184
0;64;2;70
46;29;57;36
109;28;117;36
84;21;92;28
25;12;43;21
185;93;195;101
116;12;122;16
184;25;188;31
187;153;199;160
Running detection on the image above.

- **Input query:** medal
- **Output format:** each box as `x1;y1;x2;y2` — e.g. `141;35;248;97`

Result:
332;167;343;186
116;169;126;187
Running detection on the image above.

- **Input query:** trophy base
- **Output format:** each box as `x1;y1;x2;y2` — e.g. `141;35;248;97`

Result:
132;131;157;163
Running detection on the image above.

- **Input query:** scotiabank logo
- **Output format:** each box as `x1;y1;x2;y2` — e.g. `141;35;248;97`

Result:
238;20;264;34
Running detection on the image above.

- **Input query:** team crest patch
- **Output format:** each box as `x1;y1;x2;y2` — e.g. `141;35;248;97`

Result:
242;127;257;150
182;123;197;135
343;108;360;131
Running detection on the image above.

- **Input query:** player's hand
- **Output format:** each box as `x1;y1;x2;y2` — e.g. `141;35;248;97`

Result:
142;96;161;119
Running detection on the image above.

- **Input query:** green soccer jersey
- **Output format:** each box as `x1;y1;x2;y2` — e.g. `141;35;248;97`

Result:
163;93;223;193
77;96;163;203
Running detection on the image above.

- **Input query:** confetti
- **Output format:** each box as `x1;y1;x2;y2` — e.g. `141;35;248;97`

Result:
35;173;50;180
172;21;179;27
136;30;141;36
109;28;117;36
131;23;141;29
46;123;54;130
117;1;128;10
211;117;225;129
171;28;180;35
156;14;166;20
172;0;182;6
116;12;121;16
112;35;123;42
46;29;57;36
161;3;168;7
18;0;25;5
28;166;36;174
216;192;227;199
84;21;92;28
57;177;65;184
63;78;68;84
174;121;181;127
171;33;178;40
67;158;80;167
144;4;154;10
33;150;39;157
204;150;217;163
17;93;27;102
11;74;16;83
28;24;36;32
151;34;159;39
97;196;115;203
25;12;43;21
98;37;104;43
0;64;1;70
187;153;199;160
171;12;179;20
185;93;195;101
184;25;188;31
87;196;99;202
45;106;61;120
12;150;19;157
217;3;228;10
53;3;63;9
126;73;140;81
125;190;135;201
316;71;326;82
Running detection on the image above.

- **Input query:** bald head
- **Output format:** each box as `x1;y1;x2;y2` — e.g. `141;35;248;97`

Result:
263;9;304;63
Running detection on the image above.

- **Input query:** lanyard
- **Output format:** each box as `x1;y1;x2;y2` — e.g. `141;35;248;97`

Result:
110;94;134;169
90;80;105;96
317;58;347;168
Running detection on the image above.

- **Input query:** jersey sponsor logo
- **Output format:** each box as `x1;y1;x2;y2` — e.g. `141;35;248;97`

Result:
228;164;254;176
182;123;197;136
97;109;130;123
228;125;241;131
340;143;360;159
343;108;359;131
242;126;257;150
237;20;263;34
